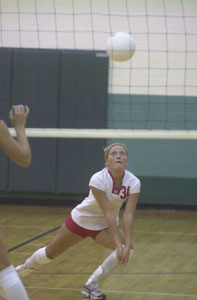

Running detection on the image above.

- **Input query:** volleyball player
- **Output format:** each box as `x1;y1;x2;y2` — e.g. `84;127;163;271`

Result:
0;105;31;300
16;143;140;300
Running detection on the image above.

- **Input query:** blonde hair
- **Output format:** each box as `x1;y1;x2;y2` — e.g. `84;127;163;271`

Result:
104;143;128;160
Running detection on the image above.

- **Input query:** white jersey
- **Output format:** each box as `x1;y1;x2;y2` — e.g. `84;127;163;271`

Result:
71;167;141;230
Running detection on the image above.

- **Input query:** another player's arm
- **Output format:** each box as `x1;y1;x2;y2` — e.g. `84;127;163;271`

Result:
0;105;31;167
90;186;123;253
121;192;139;264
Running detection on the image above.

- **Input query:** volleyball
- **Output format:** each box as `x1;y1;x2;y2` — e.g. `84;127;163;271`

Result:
106;32;136;62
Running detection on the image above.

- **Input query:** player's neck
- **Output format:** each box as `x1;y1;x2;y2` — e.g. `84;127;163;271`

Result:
108;168;124;180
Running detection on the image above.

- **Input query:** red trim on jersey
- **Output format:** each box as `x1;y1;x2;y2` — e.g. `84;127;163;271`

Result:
108;169;125;194
65;215;103;240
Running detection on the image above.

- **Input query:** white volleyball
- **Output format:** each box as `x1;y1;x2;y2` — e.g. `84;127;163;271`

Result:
106;32;136;62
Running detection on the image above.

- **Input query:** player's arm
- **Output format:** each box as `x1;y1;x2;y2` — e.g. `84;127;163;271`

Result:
0;105;31;167
90;186;122;250
121;192;139;264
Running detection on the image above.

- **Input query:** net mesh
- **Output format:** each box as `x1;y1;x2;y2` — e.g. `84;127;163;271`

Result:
0;0;197;132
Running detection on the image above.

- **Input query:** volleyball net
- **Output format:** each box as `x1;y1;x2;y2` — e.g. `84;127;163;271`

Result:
1;0;197;135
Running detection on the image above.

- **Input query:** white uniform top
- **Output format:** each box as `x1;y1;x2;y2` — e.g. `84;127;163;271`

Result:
71;167;141;230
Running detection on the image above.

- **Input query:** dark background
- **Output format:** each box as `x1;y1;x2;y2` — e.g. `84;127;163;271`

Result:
0;48;108;204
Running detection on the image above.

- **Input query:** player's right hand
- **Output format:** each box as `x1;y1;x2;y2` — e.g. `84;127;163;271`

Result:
9;105;30;128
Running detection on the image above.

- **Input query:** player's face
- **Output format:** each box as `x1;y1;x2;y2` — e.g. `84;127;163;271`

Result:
106;145;128;170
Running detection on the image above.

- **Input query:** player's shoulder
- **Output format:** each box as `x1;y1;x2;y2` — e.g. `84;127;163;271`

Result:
125;169;141;184
89;168;108;190
90;168;107;181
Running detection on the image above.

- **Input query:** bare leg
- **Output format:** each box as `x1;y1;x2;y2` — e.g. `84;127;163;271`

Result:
82;228;133;299
85;228;124;285
16;223;84;278
95;228;124;249
46;223;84;258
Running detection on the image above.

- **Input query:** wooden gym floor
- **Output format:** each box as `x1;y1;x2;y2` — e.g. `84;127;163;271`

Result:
0;204;196;300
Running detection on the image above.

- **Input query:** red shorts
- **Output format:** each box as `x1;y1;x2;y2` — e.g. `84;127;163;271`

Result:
65;215;103;240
